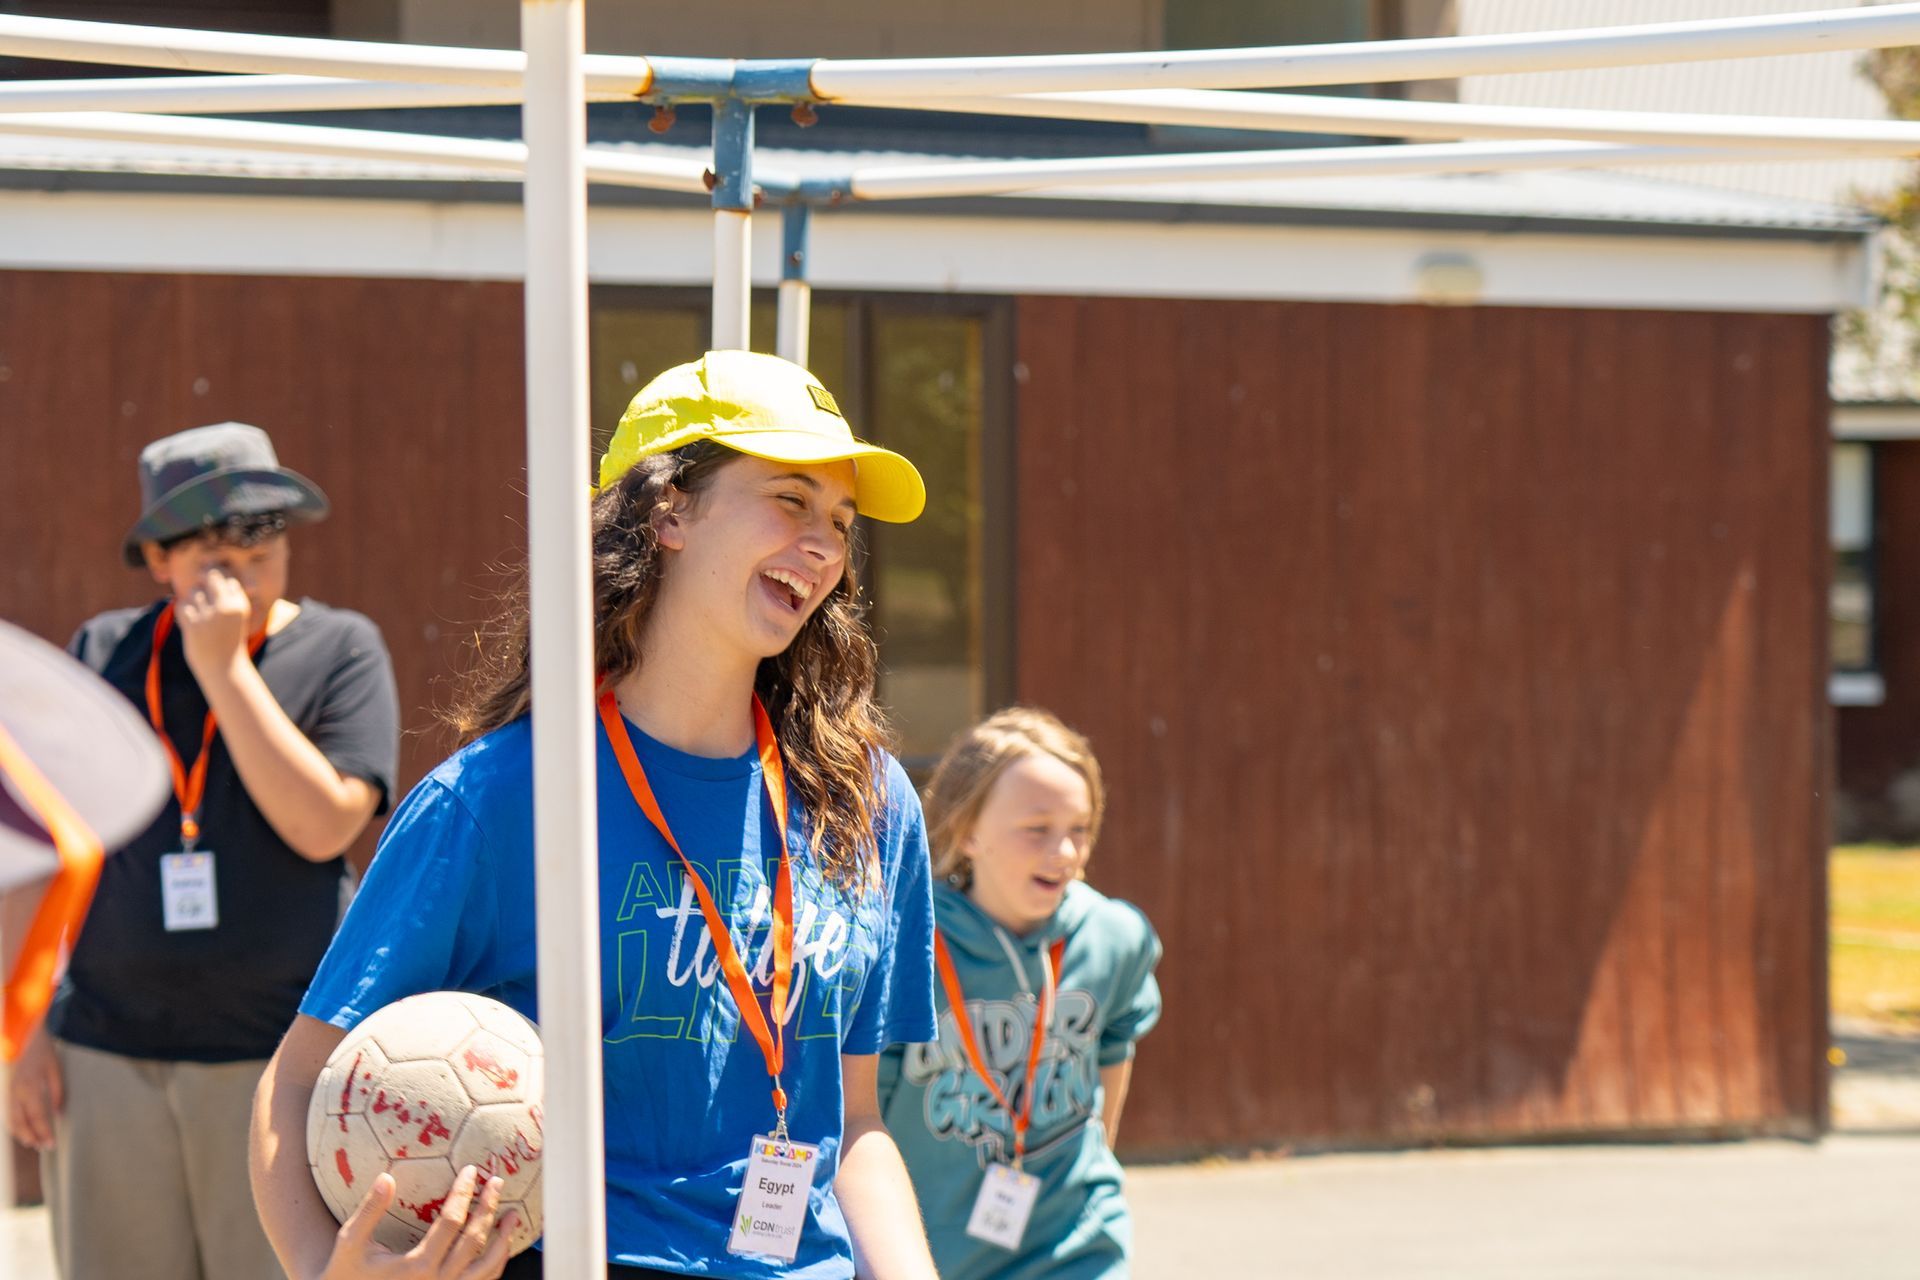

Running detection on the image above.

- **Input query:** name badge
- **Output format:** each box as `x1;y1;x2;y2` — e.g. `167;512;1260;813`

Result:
965;1162;1041;1251
160;851;218;932
727;1134;819;1262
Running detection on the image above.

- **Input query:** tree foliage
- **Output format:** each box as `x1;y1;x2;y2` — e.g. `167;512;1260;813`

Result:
1838;48;1920;400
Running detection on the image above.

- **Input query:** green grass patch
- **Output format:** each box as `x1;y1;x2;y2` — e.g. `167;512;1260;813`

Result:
1832;846;1920;1031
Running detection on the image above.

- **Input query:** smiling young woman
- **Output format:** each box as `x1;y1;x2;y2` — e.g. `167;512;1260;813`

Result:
248;352;943;1280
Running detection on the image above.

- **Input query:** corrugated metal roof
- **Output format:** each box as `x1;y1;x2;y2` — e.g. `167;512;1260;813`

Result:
1460;0;1914;206
0;132;1875;237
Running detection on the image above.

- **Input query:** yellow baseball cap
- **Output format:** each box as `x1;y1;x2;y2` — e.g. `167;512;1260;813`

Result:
598;350;926;523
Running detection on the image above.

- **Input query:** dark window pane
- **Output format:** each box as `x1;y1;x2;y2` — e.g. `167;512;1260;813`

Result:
1833;554;1874;672
864;310;985;761
589;301;707;458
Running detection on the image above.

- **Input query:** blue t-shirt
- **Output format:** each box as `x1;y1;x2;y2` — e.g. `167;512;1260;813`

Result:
300;712;937;1278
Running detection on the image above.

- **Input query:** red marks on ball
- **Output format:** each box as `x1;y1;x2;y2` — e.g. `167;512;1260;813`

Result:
370;1089;417;1125
406;1193;449;1225
334;1148;355;1188
474;1125;544;1180
339;1051;362;1116
461;1045;521;1091
417;1113;452;1148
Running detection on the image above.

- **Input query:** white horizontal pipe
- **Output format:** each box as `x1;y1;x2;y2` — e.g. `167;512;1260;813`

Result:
14;75;1920;162
1;114;1876;203
813;2;1920;98
0;111;788;196
920;88;1920;156
845;138;1814;202
0;13;651;93
0;73;641;115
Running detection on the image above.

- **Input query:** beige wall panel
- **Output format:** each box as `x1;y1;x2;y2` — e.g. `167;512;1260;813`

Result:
397;0;1157;57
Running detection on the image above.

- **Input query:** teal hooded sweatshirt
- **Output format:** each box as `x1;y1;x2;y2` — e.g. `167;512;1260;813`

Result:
878;880;1162;1280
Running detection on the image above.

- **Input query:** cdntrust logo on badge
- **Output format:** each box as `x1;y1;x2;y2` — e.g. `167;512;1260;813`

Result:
739;1214;754;1233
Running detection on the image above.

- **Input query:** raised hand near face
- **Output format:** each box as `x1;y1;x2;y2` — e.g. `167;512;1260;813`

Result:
176;566;257;678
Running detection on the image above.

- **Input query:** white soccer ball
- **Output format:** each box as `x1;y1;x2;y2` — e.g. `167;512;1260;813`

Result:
306;991;544;1256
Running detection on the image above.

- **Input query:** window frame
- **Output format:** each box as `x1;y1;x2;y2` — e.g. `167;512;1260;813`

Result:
1830;437;1883;707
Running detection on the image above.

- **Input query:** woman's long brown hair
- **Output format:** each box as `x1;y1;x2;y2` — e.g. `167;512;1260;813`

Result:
443;441;893;890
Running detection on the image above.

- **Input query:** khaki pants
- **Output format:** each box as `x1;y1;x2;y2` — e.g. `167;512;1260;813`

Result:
40;1040;285;1280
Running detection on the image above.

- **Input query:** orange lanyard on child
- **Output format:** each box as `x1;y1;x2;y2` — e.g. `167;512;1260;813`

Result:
934;931;1066;1169
596;690;798;1137
145;602;266;850
0;720;106;1061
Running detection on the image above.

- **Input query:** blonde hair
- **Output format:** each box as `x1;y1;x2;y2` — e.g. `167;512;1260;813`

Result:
922;706;1106;888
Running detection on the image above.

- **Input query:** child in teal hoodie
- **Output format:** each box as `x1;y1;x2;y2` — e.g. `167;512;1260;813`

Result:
878;708;1162;1280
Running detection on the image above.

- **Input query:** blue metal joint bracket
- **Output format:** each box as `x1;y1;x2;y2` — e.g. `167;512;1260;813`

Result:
642;57;818;104
754;173;855;206
780;204;812;282
639;56;735;103
710;96;755;212
732;60;819;104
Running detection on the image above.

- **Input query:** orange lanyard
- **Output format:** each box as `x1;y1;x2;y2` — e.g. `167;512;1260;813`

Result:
934;931;1066;1168
596;690;797;1134
145;602;266;849
0;720;106;1062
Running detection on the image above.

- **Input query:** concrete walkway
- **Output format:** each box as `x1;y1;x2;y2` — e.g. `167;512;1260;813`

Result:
9;1028;1919;1278
9;1136;1914;1279
1129;1134;1919;1279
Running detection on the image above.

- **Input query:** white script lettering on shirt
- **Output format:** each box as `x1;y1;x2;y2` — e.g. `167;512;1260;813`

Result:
658;879;855;1023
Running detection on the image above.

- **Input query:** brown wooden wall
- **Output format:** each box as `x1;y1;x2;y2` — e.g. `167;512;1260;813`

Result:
2;271;1835;1167
0;270;531;845
1014;296;1833;1152
1836;440;1920;839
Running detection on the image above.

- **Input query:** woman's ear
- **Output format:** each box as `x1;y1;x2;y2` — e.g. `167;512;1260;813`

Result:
653;487;691;552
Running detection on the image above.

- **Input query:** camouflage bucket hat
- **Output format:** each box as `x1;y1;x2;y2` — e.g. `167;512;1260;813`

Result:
121;422;330;566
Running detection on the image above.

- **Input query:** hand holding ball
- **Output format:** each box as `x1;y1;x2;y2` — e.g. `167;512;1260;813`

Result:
306;992;545;1256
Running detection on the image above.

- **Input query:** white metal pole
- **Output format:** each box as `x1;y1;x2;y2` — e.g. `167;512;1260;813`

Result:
710;97;756;352
0;111;725;195
776;281;811;366
4;109;1882;200
912;87;1920;155
810;2;1920;99
520;2;606;1276
0;73;641;115
0;13;653;93
844;138;1764;202
714;212;754;351
775;204;812;367
775;285;814;370
16;76;1920;163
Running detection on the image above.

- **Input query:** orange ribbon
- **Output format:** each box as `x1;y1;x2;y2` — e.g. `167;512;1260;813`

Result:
597;690;796;1127
146;602;266;849
934;930;1066;1168
0;720;106;1062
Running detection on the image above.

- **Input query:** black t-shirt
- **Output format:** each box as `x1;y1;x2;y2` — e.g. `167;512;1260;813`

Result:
49;598;400;1062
